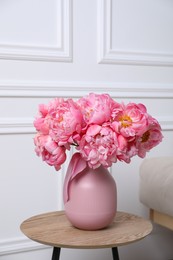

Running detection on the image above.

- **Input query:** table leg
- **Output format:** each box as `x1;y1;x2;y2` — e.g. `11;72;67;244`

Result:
51;247;61;260
52;246;118;260
112;247;119;260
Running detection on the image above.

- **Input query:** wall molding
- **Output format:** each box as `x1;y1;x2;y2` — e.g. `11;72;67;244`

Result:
0;0;72;62
0;116;172;134
0;118;35;134
159;116;173;131
0;80;173;98
0;80;172;133
97;0;173;66
0;237;50;256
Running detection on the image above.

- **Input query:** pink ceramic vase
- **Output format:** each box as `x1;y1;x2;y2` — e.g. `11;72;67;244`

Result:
63;157;117;230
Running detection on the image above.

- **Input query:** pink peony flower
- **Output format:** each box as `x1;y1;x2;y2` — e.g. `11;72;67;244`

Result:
49;98;84;147
77;93;117;125
33;93;163;171
116;135;134;163
34;133;66;170
136;116;163;158
34;104;50;135
78;124;119;169
35;98;84;148
112;102;149;138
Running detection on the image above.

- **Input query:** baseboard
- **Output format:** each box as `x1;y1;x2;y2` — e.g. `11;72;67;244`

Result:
0;237;50;256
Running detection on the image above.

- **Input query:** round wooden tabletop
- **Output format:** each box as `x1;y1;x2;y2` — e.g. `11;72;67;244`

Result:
20;211;152;249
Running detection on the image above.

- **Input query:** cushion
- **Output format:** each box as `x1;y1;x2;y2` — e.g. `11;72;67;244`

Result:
139;157;173;217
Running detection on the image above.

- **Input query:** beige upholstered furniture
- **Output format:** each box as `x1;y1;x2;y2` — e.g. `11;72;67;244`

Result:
139;157;173;230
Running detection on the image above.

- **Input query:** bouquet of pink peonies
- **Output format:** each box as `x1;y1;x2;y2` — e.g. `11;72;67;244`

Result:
34;93;163;170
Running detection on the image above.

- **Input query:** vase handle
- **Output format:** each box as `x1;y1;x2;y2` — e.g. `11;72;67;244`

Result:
63;153;87;203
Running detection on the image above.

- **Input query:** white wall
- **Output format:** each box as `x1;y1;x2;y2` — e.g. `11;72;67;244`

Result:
0;0;173;259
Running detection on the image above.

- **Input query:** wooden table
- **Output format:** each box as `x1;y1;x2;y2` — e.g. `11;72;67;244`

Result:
20;211;152;260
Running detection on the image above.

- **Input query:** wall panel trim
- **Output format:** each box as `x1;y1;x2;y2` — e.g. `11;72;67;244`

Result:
97;0;173;66
0;80;173;98
0;0;72;62
0;118;34;134
0;116;172;134
0;81;172;133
